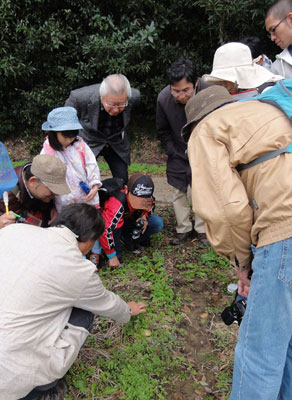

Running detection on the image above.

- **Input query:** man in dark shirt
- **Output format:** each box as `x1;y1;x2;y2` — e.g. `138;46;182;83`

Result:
156;59;208;245
65;74;140;184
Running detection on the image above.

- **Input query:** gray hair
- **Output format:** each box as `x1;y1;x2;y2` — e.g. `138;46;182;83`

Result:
100;74;131;98
266;0;292;19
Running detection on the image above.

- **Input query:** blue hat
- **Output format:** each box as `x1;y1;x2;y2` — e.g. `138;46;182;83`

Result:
42;106;83;131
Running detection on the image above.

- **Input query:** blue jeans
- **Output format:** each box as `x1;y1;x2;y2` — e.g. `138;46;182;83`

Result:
230;238;292;400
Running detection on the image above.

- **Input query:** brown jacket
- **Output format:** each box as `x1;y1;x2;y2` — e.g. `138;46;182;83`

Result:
188;100;292;269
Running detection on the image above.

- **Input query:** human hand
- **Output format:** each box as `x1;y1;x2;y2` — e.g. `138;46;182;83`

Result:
48;208;58;225
0;212;16;228
238;280;250;298
85;185;98;202
236;267;251;297
127;301;147;316
108;255;120;269
140;217;148;234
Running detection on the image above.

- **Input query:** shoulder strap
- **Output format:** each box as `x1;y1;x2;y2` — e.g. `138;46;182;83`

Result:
237;142;292;172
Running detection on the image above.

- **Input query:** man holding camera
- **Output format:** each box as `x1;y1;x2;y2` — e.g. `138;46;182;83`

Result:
98;173;163;268
185;85;292;400
0;154;70;229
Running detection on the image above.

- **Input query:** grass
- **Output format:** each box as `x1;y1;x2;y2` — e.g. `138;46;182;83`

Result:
65;206;238;400
11;160;166;176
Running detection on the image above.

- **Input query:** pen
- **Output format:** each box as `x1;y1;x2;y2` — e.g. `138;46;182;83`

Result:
11;212;21;218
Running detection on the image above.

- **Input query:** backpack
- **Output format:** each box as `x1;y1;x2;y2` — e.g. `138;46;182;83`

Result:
237;78;292;172
98;177;128;210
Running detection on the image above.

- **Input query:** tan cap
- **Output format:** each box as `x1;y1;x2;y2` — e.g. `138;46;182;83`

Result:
182;86;235;142
31;155;70;195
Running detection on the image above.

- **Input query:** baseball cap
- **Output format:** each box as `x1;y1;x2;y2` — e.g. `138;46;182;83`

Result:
31;154;70;195
127;173;154;210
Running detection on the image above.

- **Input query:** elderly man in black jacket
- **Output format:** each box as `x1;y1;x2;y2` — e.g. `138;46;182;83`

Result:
65;74;140;184
156;59;208;245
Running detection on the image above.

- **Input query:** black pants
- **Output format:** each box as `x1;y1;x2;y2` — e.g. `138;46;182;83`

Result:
99;146;128;184
19;308;93;400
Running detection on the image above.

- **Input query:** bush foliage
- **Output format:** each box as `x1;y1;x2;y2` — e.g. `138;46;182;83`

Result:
0;0;275;141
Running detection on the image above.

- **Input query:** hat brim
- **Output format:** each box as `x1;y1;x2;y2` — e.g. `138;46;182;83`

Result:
181;99;235;142
203;64;282;89
128;193;153;210
43;180;71;195
42;121;83;131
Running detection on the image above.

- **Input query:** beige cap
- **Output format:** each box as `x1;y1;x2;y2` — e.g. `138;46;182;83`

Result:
31;155;70;195
202;42;283;89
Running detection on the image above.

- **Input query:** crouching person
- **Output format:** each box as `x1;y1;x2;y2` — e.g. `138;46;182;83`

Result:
98;173;164;268
0;203;146;400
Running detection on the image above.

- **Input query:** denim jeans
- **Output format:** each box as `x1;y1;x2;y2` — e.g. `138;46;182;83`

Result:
230;238;292;400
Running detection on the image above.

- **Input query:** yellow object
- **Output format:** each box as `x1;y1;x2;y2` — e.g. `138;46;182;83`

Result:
3;191;9;215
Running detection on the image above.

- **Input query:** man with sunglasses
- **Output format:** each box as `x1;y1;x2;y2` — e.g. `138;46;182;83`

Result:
266;0;292;78
65;74;140;184
156;58;208;246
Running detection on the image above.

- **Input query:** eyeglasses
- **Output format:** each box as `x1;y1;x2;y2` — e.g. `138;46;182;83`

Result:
104;100;128;108
268;16;287;37
170;87;194;97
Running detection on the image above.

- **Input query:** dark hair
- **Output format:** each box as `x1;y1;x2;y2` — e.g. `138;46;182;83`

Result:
266;0;292;19
48;130;79;151
240;36;262;59
51;203;105;242
23;164;41;183
166;58;197;85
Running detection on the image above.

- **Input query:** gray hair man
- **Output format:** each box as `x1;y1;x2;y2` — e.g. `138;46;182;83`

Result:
65;74;140;184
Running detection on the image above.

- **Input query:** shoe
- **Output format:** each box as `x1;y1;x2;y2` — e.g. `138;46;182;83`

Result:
38;378;68;399
198;233;209;246
170;231;193;245
89;252;100;270
131;247;142;255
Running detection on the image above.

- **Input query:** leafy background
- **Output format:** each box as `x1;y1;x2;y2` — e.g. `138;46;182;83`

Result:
0;0;275;142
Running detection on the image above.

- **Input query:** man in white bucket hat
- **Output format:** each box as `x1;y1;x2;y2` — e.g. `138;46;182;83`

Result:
202;42;283;97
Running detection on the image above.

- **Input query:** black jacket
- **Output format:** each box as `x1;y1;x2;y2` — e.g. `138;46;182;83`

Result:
156;79;208;191
65;83;140;165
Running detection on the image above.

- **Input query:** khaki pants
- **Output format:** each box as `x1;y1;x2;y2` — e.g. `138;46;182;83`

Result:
172;187;205;234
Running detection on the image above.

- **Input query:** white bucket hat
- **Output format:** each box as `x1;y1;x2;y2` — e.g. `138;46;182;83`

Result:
203;42;283;89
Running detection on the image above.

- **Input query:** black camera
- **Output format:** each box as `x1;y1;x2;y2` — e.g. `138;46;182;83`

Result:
131;218;144;240
221;291;247;326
